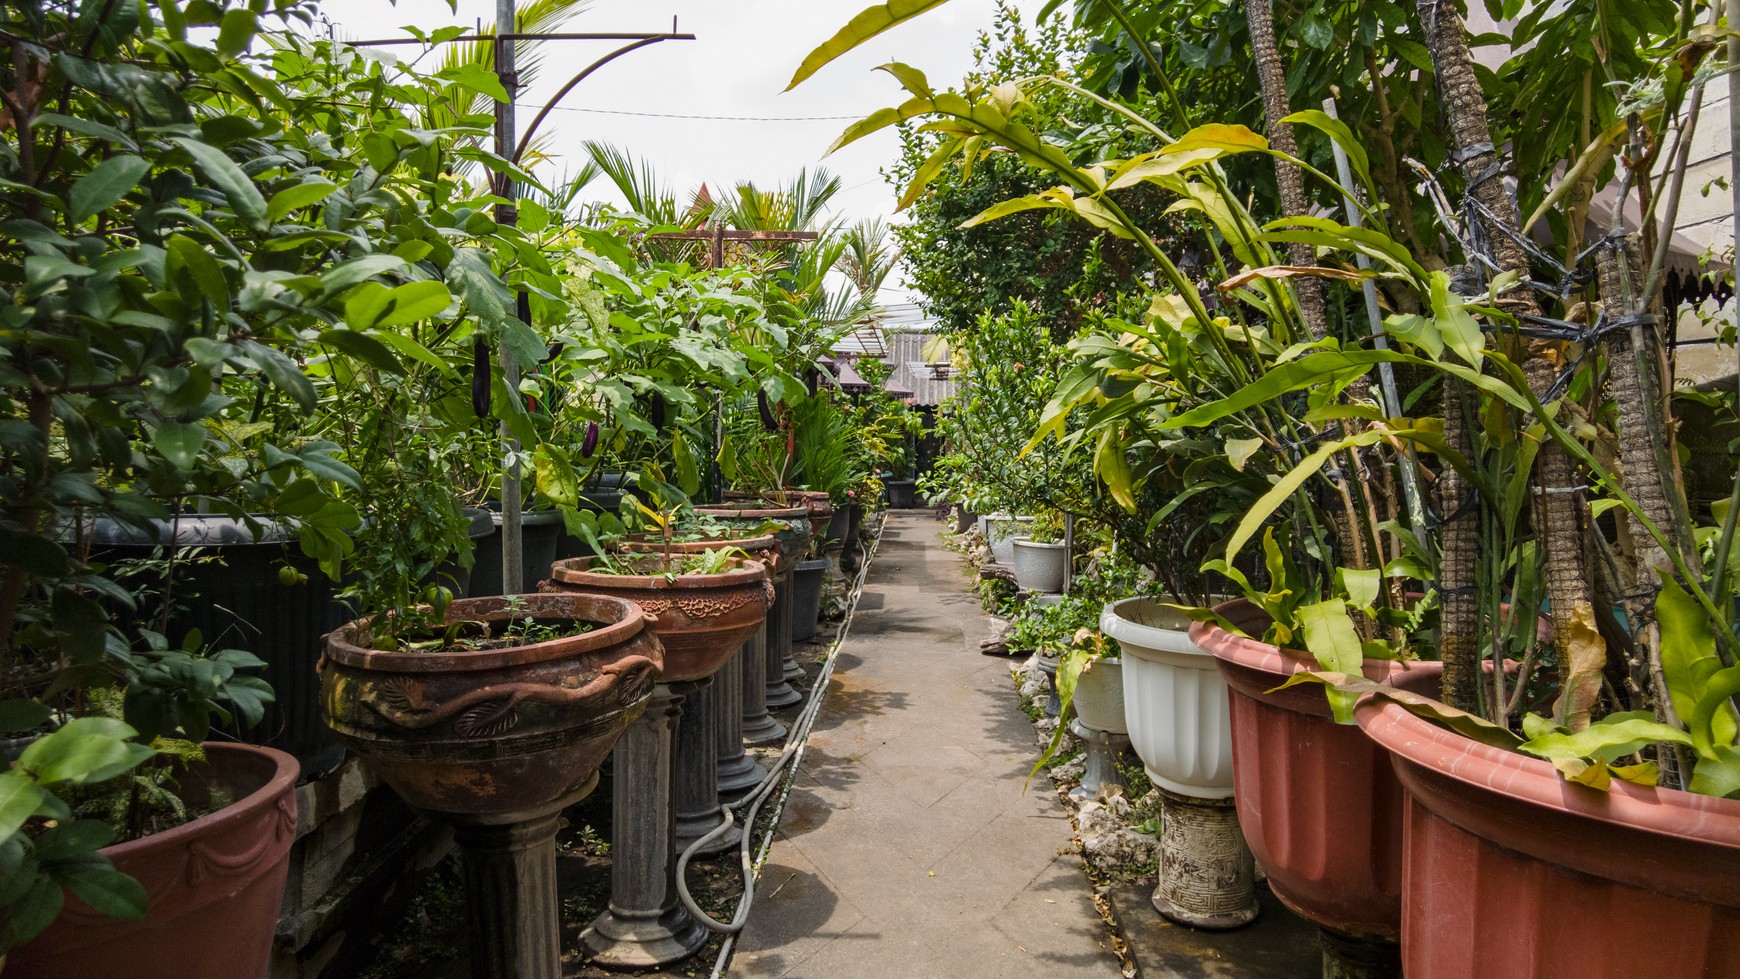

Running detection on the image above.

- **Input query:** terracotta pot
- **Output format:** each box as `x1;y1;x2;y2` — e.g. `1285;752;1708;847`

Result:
10;743;298;979
1071;656;1126;734
1194;599;1443;941
616;531;778;572
1011;538;1067;594
693;502;810;575
544;557;773;682
319;593;661;822
1101;598;1235;798
1358;697;1740;978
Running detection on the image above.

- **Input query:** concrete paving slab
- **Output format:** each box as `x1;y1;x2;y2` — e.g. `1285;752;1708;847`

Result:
730;513;1121;978
1107;880;1320;978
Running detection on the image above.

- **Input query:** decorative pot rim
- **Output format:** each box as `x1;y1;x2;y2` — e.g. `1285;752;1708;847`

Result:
549;556;769;591
99;742;296;862
1101;597;1209;661
323;592;650;673
1193;598;1438;682
1011;537;1066;551
697;501;809;520
794;557;831;572
1356;694;1740;904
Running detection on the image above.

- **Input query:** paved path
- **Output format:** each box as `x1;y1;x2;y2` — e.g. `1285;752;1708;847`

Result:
730;512;1121;979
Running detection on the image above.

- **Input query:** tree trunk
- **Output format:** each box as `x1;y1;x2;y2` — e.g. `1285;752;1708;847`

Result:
1416;0;1602;727
1245;0;1328;339
1437;378;1482;714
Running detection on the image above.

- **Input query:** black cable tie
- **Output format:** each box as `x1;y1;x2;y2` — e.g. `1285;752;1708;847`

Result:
1451;141;1496;164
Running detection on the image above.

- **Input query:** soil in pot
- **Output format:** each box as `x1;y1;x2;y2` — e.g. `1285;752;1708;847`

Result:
9;743;299;979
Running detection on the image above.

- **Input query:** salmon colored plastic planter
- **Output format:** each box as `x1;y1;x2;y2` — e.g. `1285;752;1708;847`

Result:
1194;600;1442;941
10;743;298;979
1357;696;1740;978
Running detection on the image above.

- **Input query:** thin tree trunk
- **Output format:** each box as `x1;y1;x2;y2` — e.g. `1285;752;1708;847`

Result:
1246;0;1328;339
1438;378;1482;713
1416;0;1601;726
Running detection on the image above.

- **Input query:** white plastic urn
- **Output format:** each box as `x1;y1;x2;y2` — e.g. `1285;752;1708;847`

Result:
1100;597;1236;799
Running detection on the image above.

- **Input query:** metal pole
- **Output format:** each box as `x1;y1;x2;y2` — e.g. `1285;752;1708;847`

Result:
1322;97;1429;546
496;0;525;595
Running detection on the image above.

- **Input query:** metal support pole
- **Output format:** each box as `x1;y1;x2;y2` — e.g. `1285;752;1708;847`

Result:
494;0;525;595
1322;97;1429;546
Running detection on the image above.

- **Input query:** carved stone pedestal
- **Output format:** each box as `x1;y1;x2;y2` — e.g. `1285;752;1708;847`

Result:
1152;787;1259;930
677;675;739;855
1068;718;1130;801
453;789;590;979
740;623;788;746
716;641;768;800
765;575;802;708
584;685;707;969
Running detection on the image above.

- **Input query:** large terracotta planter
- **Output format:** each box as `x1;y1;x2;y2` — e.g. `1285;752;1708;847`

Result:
10;743;298;979
1011;538;1067;594
694;502;810;575
1101;598;1234;798
1358;697;1740;978
544;557;773;683
319;592;661;822
1194;599;1443;941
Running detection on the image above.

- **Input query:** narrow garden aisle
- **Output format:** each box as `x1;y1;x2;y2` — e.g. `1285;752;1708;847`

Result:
730;512;1120;978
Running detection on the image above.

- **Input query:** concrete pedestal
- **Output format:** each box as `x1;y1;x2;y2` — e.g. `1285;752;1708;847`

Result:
675;675;740;856
1152;787;1259;930
1036;653;1061;718
583;685;707;969
740;623;787;745
1068;718;1130;802
715;640;768;800
453;802;577;979
765;575;802;708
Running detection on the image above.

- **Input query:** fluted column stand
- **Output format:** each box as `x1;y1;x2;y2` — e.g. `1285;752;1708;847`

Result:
454;803;577;979
740;622;787;745
676;674;740;855
584;685;705;968
766;572;802;708
1152;787;1259;930
715;637;768;799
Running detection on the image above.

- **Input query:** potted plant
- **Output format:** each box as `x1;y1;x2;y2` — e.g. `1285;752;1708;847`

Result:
1011;511;1069;594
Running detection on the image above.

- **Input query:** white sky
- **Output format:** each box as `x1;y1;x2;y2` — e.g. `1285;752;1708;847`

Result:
315;0;1005;304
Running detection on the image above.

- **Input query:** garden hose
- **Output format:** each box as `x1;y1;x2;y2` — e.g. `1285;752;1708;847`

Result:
672;516;885;973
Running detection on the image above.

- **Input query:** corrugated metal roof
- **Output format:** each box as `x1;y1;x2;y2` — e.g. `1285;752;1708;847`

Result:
883;330;956;406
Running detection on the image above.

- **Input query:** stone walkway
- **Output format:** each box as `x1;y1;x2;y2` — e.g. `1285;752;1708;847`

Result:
730;512;1121;978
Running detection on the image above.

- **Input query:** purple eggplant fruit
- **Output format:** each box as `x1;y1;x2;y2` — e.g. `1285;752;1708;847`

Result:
581;420;599;458
758;389;778;431
471;337;490;421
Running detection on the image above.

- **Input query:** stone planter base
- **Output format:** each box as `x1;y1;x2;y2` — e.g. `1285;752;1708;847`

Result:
1068;719;1129;802
1153;788;1259;930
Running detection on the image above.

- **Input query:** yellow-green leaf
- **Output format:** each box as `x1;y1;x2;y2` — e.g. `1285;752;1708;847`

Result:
787;3;954;90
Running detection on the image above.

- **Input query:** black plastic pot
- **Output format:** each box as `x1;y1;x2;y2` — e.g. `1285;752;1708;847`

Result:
823;505;849;552
81;515;351;779
470;507;565;594
790;558;828;643
886;479;917;509
430;507;495;597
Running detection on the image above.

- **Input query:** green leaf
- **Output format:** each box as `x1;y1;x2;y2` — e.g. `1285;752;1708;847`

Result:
1430;270;1485;366
1338;567;1382;612
1224;437;1264;472
239;340;315;411
32;820;114;863
0;700;50;736
1519;712;1694;773
69;155;150;224
171;137;268;233
318;329;404;374
0;775;45;842
439;62;509;103
267;180;337;222
215;7;257;59
1280;109;1369;186
1657;573;1738;758
1690;746;1740;798
59;862;147;920
319;254;407;296
376;331;457;377
152;421;206;470
786;1;954;90
1274;672;1524;749
18;720;152;787
6;876;63;947
377;281;452;326
1225;429;1391;564
1297;600;1364;721
165;234;231;310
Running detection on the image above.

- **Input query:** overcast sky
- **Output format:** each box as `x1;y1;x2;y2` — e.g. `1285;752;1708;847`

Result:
316;0;1006;304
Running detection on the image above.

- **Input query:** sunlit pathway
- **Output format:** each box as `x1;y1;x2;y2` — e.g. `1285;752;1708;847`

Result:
729;512;1120;978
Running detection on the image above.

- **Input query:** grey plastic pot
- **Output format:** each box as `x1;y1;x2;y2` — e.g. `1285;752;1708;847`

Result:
982;515;1033;565
1011;538;1068;594
790;558;829;643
